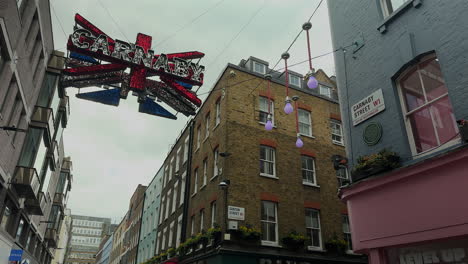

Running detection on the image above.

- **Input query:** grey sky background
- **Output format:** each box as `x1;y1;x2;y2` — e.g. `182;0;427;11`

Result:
50;0;336;223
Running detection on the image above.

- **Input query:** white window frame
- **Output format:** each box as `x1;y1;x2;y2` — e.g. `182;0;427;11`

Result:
306;209;322;250
298;109;312;137
176;215;182;248
210;201;217;228
200;209;205;232
180;172;186;206
161;227;167;250
196;126;201;150
259;145;276;178
204;114;210;140
165;189;171;220
169;157;174;181
380;0;409;18
301;156;318;186
192;169;198;195
215;99;221;126
330;120;344;145
171;181;178;214
319;85;331;98
190;216;195;236
183;137;189;163
396;54;460;156
168;221;174;247
289;74;302;88
212;148;219;180
259;96;274;125
202;159;207;187
261;201;278;246
253;61;266;75
159;196;165;224
175;147;181;171
342;215;353;253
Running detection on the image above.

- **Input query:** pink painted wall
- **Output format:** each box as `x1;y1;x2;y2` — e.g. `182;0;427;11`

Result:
342;148;468;253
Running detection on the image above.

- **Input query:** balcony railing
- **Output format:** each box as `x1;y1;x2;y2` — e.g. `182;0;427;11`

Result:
11;166;41;199
45;228;58;248
31;106;55;143
53;192;65;209
24;192;46;216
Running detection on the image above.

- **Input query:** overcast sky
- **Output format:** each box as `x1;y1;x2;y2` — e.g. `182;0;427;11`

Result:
50;0;336;223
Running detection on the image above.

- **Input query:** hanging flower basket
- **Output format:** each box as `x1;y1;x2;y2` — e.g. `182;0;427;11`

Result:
351;149;401;180
324;238;347;255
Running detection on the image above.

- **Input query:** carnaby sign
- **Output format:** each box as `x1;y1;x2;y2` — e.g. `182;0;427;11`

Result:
63;14;205;119
351;89;385;126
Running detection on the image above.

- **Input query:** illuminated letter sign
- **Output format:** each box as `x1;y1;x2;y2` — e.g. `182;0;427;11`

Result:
62;14;206;119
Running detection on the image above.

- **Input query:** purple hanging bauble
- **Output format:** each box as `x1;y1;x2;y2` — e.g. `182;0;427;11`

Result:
265;120;273;131
307;76;319;89
284;102;294;114
296;137;304;148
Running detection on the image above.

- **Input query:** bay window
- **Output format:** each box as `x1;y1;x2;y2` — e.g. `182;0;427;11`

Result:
397;55;459;154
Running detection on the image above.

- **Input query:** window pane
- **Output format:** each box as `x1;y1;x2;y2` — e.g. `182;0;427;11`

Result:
268;222;276;241
390;0;407;11
408;106;438;153
431;97;459;145
311;229;320;247
261;222;268;240
419;58;448;101
400;67;425;112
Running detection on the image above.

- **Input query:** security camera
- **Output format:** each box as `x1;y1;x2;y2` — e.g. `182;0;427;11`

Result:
229;70;236;77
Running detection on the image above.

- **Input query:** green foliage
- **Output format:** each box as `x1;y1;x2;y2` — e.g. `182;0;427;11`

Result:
352;149;400;174
239;224;261;240
282;230;307;244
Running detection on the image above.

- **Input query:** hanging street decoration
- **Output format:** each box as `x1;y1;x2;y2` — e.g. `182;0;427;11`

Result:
61;13;206;119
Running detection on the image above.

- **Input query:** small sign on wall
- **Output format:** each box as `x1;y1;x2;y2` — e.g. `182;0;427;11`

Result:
228;206;245;220
352;89;385;126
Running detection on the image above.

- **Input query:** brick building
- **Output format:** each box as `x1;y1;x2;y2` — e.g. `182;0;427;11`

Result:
328;0;468;263
0;1;73;264
155;121;193;254
110;214;127;264
152;56;366;264
121;185;146;264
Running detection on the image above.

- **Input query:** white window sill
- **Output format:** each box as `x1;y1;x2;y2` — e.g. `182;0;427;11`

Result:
191;192;197;198
307;246;326;252
258;122;277;128
303;182;320;188
346;250;361;255
203;137;209;142
195;147;200;152
210;175;218;181
261;241;280;247
213;123;220;130
200;184;207;190
260;174;278;180
332;141;345;146
300;133;315;139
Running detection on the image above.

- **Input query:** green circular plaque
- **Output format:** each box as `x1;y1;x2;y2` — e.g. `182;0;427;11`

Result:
363;122;382;146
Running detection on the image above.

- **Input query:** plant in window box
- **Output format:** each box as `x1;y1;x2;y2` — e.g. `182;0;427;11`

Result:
207;224;222;245
324;235;348;255
239;224;262;241
281;231;306;250
186;235;201;252
351;149;401;179
166;247;176;258
199;230;210;247
158;252;168;261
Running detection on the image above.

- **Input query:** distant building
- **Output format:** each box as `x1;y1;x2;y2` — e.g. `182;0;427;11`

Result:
121;185;146;264
66;215;111;264
95;234;113;264
328;0;468;262
52;209;72;264
109;215;127;264
136;169;164;263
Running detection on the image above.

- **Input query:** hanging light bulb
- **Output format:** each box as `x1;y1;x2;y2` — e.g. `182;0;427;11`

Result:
307;75;318;89
284;96;293;114
296;134;304;148
265;114;273;131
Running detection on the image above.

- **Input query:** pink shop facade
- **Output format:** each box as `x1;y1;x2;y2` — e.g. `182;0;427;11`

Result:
340;147;468;264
